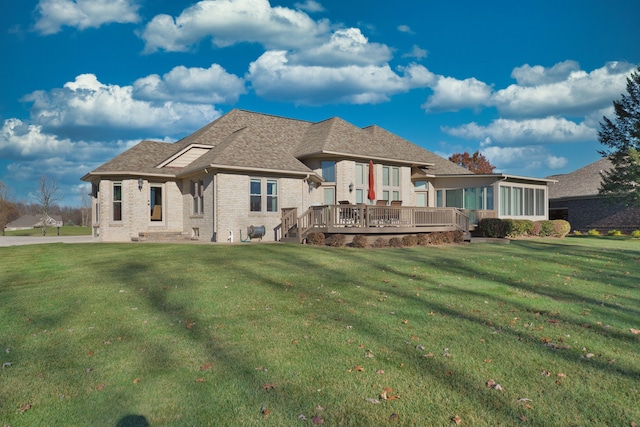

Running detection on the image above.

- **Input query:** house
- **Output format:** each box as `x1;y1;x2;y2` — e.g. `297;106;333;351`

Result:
5;214;63;231
82;109;553;243
548;158;640;233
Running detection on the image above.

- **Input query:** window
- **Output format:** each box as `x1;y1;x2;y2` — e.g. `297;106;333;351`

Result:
513;187;523;216
524;188;534;216
250;178;262;212
192;180;204;215
445;189;463;207
500;186;511;215
535;189;545;216
382;166;400;202
414;181;428;207
324;187;335;204
112;182;122;221
355;162;369;204
267;180;278;212
321;161;336;182
250;178;278;213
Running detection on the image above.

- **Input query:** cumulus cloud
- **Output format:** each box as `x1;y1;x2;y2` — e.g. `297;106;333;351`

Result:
247;51;434;105
294;0;325;12
492;61;635;117
139;0;330;53
133;64;246;104
480;144;568;174
422;76;493;112
288;28;392;67
22;74;222;139
33;0;140;35
443;117;596;145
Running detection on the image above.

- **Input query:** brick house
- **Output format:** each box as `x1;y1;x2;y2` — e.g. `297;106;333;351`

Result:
548;158;640;233
82;109;553;242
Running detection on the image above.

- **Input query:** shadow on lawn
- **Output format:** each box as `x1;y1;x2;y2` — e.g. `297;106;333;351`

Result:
89;240;639;424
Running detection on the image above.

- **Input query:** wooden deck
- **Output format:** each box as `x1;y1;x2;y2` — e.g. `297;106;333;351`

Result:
281;204;472;242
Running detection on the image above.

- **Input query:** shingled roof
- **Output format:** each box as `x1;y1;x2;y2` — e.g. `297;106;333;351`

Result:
547;158;613;199
85;109;474;178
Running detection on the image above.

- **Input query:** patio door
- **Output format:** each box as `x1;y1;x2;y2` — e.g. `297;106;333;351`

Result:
150;184;164;224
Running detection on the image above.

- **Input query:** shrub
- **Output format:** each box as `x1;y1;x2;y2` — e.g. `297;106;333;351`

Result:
510;220;534;237
552;220;571;238
607;229;622;236
416;234;431;245
327;234;346;247
351;234;368;248
479;218;508;238
306;232;325;246
453;230;464;243
631;230;640;238
587;229;601;236
388;237;404;247
402;235;418;247
535;220;554;237
573;230;583;236
372;237;388;248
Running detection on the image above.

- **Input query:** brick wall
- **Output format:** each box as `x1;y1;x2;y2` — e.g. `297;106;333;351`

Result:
550;197;640;233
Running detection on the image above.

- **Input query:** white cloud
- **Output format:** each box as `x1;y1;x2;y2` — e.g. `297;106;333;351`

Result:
288;28;392;67
397;25;413;34
247;51;434;105
402;44;427;60
443;117;596;145
139;0;330;53
492;61;635;117
422;76;493;112
294;0;325;12
133;64;246;104
22;74;222;139
480;144;568;174
33;0;140;35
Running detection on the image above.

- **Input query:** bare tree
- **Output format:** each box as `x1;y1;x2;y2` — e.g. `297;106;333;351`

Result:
80;185;91;227
34;175;61;235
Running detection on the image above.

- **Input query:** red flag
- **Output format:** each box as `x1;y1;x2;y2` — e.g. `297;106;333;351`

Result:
368;160;376;201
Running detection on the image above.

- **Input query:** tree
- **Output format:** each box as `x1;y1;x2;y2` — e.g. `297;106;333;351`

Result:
33;175;61;235
0;180;20;233
598;67;640;206
449;151;496;174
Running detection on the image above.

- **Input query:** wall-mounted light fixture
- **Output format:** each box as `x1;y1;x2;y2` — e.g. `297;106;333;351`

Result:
308;180;316;191
138;177;143;191
349;182;354;193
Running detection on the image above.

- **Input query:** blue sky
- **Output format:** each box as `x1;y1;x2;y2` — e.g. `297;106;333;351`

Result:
1;0;639;206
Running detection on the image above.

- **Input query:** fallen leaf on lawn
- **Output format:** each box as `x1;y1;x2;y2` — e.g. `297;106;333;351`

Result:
87;351;94;357
195;377;205;382
199;362;212;371
19;403;32;413
298;414;307;421
366;398;381;404
630;328;640;335
390;413;399;422
517;398;532;403
402;319;409;324
416;344;425;351
133;378;142;384
358;344;365;349
540;370;551;377
585;353;595;359
524;404;533;410
96;383;105;391
451;415;462;425
557;373;567;378
493;384;503;391
519;414;528;421
185;319;196;329
365;352;374;358
354;365;365;372
312;415;324;424
376;369;385;375
292;339;298;344
262;383;275;391
262;409;271;419
484;359;492;363
255;366;268;371
423;352;435;358
540;337;552;344
315;405;324;411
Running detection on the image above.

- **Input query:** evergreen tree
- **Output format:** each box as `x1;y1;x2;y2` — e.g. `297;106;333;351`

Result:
598;67;640;206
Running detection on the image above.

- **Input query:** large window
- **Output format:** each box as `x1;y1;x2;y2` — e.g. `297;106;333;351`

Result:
112;182;122;221
414;181;428;207
438;186;494;211
382;166;400;202
192;180;204;215
499;185;546;217
250;178;278;213
321;161;336;182
355;162;370;204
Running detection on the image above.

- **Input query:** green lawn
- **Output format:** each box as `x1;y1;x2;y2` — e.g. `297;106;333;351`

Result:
3;226;92;236
1;238;638;426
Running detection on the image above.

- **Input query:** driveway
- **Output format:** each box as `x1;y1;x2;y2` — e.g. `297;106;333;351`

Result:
0;236;94;247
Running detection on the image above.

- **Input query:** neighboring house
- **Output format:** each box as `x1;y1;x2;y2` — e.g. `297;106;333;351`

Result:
548;158;640;233
82;109;553;243
5;214;63;231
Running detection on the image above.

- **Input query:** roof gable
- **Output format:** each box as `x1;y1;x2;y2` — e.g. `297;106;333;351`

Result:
547;158;612;199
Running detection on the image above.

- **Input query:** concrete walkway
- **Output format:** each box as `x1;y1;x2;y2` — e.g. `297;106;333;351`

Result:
0;236;93;247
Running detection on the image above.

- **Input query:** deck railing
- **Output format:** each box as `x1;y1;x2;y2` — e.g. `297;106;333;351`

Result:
293;204;470;240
